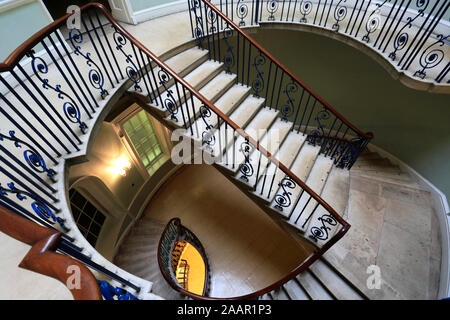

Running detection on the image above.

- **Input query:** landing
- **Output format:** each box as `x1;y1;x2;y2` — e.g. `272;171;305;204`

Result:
325;153;442;299
139;164;315;298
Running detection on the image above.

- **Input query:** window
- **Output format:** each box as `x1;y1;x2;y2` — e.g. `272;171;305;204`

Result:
122;110;166;175
69;189;106;248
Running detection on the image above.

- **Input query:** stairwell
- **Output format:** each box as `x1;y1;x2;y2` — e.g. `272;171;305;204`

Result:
0;2;443;300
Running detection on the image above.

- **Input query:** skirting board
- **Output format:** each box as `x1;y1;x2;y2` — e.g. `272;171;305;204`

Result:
367;142;450;299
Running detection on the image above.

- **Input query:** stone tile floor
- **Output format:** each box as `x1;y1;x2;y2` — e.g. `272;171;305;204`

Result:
324;170;441;300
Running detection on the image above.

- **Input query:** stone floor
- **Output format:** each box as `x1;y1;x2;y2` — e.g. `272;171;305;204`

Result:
324;159;441;300
137;164;315;298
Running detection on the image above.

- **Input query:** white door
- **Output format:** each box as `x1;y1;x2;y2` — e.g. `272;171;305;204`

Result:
108;0;136;24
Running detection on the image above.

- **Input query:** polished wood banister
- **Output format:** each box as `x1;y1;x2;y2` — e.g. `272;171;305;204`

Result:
201;0;373;140
0;206;102;300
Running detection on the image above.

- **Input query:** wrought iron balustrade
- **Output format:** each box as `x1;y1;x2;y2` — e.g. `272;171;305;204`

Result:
197;0;450;86
189;0;374;172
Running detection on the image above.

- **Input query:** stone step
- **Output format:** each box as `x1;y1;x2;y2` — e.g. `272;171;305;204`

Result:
282;278;311;300
308;259;366;300
295;270;335;300
171;70;237;131
217;107;279;172
270;143;321;217
149;60;223;115
164;47;209;77
207;93;265;159
289;155;334;229
303;167;350;247
253;131;307;201
235;118;293;188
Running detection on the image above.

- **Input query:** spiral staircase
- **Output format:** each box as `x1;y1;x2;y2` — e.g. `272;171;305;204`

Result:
0;1;446;300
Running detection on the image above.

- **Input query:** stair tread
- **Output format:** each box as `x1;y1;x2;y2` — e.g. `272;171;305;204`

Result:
152;60;223;115
235;118;292;187
289;155;334;227
179;70;237;132
219;107;279;170
309;259;365;300
213;83;251;116
296;271;334;300
282;279;310;300
255;131;307;199
164;47;209;75
208;94;266;159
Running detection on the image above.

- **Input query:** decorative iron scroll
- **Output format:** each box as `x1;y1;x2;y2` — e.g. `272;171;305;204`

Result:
274;176;296;211
0;131;56;182
112;28;142;92
0;182;69;232
27;50;87;133
69;28;108;99
239;140;255;182
98;280;138;300
309;214;337;241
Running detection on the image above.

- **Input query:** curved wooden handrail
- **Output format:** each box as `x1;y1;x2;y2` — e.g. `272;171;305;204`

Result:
0;206;102;300
158;218;349;300
201;0;373;140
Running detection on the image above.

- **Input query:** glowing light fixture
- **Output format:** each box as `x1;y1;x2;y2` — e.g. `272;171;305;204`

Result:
112;157;132;176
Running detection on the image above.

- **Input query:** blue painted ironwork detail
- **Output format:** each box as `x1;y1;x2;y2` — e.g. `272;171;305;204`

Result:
199;104;216;152
98;280;138;300
236;0;249;26
0;182;69;232
0;130;56;182
362;0;389;42
222;25;235;73
267;0;279;21
157;69;179;122
26;50;87;133
309;214;337;241
335;137;365;169
274;176;296;211
307;109;331;146
332;0;348;31
252;53;266;97
112;29;142;92
280;81;298;121
389;1;429;60
190;0;206;48
239;140;254;182
414;34;449;79
299;1;313;23
69;28;109;99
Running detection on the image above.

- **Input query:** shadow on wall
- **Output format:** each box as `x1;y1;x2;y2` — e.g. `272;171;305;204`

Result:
251;28;450;198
